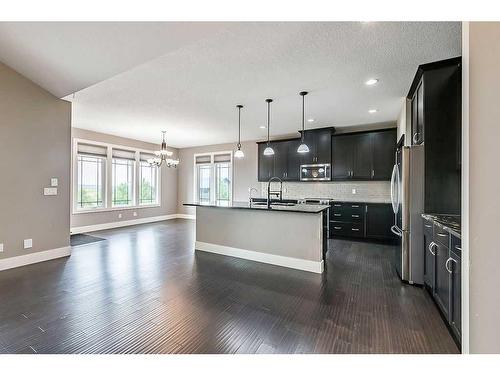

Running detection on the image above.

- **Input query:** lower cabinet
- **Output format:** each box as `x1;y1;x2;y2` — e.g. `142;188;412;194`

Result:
422;218;461;346
330;202;395;241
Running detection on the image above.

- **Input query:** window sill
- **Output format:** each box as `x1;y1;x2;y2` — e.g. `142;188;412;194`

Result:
72;204;161;215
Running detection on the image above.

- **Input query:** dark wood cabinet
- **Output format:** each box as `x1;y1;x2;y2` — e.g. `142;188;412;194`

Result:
434;241;450;320
257;143;274;181
273;141;288;180
411;80;424;145
352;133;372;179
331;135;354;179
331;129;396;181
330;202;395;241
299;128;333;165
423;218;435;290
450;248;461;341
365;203;395;239
371;131;397;180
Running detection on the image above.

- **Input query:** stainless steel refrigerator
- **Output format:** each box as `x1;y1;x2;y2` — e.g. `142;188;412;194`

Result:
390;142;425;285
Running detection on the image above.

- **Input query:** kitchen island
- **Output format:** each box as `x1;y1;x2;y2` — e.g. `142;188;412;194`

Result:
183;201;329;273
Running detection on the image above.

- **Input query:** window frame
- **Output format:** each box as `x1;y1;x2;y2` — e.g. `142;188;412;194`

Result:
72;138;162;214
193;151;233;204
111;157;136;208
76;153;107;210
139;160;159;206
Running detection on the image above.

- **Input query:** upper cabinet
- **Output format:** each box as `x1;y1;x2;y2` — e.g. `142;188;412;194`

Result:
331;129;396;181
257;127;396;182
299;128;333;165
407;57;462;214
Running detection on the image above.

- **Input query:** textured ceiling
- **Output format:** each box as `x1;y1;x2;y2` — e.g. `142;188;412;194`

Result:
0;22;461;148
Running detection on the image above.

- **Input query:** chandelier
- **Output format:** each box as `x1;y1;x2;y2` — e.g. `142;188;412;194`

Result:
147;131;179;168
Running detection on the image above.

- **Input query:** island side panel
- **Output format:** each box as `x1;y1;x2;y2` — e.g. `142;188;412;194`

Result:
195;206;323;264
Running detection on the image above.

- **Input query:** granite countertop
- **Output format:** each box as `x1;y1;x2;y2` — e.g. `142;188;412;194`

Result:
183;201;329;214
330;197;392;204
421;213;461;239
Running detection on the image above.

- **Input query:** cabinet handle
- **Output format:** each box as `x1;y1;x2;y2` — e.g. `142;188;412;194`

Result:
334;213;341;217
445;258;452;274
352;214;360;218
351;205;359;208
424;224;432;228
455;246;462;251
413;132;419;143
371;169;375;178
334;226;342;230
428;241;436;256
351;228;360;231
437;233;447;237
334;204;342;207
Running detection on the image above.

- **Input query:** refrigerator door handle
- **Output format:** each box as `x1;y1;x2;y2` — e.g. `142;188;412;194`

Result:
390;164;398;214
391;225;403;237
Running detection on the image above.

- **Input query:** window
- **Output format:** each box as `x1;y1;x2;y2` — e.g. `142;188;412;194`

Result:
76;155;105;209
139;160;158;205
194;153;232;204
112;158;135;207
74;140;162;213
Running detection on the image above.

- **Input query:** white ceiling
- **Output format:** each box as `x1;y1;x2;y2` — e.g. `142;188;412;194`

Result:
0;22;461;148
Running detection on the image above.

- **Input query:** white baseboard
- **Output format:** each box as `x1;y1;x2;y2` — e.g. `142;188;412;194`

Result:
195;241;324;274
0;246;71;272
176;214;196;220
70;214;181;234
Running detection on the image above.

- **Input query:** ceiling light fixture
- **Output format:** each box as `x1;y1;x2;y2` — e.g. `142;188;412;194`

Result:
365;78;379;86
368;109;378;113
297;91;310;154
259;125;266;129
147;131;179;168
307;118;315;123
234;105;244;159
263;99;275;156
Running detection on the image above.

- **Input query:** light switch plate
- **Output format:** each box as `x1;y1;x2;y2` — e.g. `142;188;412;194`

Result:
24;239;32;249
118;213;122;219
51;178;58;187
44;187;58;196
0;243;4;252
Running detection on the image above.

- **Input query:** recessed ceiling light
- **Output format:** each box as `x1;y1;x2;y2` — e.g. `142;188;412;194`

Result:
307;118;315;123
259;125;266;129
365;78;379;86
368;109;378;114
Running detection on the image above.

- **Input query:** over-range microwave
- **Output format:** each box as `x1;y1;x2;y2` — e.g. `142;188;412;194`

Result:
300;164;331;181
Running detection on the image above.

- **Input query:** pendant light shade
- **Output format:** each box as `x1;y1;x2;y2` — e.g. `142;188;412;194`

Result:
234;105;245;158
297;91;310;154
263;98;274;156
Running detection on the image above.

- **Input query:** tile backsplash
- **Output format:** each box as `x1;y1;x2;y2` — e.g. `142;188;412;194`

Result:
261;181;391;203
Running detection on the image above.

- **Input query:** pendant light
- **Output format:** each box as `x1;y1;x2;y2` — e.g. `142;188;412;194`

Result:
263;98;275;156
297;91;310;153
234;105;244;158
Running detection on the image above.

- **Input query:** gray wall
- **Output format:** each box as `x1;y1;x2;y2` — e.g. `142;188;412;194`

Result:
0;62;71;260
71;128;178;229
467;22;500;354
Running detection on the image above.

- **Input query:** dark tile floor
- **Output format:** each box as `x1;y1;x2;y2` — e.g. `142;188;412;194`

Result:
0;219;459;354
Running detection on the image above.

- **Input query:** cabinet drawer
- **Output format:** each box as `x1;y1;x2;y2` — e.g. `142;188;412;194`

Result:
348;223;364;237
434;224;450;247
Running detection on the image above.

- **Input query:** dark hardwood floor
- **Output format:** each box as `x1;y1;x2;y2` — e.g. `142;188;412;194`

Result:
0;219;459;354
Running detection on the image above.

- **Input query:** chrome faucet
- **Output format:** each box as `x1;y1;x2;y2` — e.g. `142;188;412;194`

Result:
248;187;258;207
267;176;283;208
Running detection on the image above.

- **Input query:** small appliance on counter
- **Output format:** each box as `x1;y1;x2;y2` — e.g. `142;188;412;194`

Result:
300;164;331;181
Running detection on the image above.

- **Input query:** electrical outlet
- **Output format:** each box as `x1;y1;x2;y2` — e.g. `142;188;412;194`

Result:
24;239;32;249
352;188;357;194
133;212;137;217
118;213;122;219
0;243;4;252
